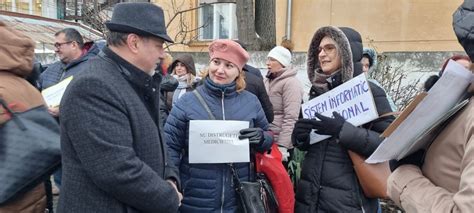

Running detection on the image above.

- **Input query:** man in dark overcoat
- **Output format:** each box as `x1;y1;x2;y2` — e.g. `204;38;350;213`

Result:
57;3;182;212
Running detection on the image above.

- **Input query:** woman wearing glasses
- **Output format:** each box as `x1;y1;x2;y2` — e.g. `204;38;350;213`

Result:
291;26;395;212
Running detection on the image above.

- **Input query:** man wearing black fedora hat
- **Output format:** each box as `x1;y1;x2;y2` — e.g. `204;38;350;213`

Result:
57;3;182;213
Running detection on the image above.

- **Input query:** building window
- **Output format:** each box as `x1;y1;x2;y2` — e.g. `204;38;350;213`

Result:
0;0;42;15
198;2;237;40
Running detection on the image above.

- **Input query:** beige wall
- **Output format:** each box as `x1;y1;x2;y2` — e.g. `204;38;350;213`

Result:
154;0;465;53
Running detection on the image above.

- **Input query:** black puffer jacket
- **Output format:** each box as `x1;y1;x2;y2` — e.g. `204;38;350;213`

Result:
294;26;394;213
243;67;274;123
453;0;474;61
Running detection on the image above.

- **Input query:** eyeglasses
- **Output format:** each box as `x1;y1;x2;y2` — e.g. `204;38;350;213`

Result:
54;41;73;49
317;44;337;55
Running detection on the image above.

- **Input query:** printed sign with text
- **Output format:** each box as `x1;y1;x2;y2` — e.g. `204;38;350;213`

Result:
189;120;250;164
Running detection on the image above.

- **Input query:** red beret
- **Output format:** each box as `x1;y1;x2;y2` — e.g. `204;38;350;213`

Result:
209;39;249;71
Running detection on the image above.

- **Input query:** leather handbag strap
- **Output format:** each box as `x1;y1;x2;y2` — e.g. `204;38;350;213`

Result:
0;98;26;130
380;111;400;117
192;90;216;120
229;163;242;186
0;98;14;116
192;90;244;183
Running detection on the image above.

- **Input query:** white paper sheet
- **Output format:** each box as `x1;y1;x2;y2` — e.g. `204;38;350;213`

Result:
366;60;474;163
189;120;250;164
301;73;379;144
41;76;73;107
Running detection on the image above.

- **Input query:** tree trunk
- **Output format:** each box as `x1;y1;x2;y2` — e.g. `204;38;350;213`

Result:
236;0;261;50
255;0;276;50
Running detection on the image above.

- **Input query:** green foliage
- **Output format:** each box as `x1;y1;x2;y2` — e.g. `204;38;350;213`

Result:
287;148;306;190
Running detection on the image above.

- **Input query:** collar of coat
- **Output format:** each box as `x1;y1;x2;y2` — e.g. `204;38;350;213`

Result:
202;76;238;98
102;46;161;93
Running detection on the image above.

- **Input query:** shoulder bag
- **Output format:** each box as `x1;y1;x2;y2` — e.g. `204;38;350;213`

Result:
0;98;61;204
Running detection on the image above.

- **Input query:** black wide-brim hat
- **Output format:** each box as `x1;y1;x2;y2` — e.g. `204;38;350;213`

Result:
105;2;174;43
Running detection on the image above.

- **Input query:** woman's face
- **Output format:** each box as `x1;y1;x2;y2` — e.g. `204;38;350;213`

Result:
266;57;284;73
174;62;188;77
318;36;341;74
208;58;240;85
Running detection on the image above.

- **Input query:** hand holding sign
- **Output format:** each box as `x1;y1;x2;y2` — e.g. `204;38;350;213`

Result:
239;128;263;144
301;74;378;144
292;119;315;149
291;112;346;149
313;112;345;137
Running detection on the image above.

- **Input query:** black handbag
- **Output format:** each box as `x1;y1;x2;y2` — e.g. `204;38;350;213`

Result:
0;98;61;204
230;164;278;213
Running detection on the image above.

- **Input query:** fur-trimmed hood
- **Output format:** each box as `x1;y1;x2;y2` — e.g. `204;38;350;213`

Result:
306;26;363;86
363;47;378;68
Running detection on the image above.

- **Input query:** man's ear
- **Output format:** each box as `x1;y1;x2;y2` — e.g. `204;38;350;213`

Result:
71;41;79;50
126;34;140;54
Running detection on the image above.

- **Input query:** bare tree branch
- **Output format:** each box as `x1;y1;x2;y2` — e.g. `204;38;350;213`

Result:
166;2;224;29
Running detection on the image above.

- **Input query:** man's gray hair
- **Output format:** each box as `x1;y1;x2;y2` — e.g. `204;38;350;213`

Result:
106;31;129;47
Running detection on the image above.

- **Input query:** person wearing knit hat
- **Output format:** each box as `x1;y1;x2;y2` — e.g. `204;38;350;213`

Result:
267;46;292;68
264;45;302;164
164;39;277;212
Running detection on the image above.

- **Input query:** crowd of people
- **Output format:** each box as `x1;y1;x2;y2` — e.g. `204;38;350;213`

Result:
0;1;473;213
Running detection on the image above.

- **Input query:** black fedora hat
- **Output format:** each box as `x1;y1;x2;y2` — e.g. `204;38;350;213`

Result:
105;2;173;43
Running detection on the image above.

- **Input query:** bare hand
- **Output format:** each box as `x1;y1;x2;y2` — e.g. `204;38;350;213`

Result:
167;179;183;206
48;106;60;117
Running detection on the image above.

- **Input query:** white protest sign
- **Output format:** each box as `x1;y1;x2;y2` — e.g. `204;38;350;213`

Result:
189;120;250;164
41;76;74;107
301;73;378;144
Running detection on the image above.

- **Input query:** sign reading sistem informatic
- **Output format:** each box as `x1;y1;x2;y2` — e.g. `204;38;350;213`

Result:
301;73;379;144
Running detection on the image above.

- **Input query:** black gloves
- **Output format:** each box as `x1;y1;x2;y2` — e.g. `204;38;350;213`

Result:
313;112;345;137
292;119;314;148
239;128;265;146
389;149;426;172
291;112;346;149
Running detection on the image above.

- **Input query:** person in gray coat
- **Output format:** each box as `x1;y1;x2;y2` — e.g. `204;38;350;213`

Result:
58;3;182;212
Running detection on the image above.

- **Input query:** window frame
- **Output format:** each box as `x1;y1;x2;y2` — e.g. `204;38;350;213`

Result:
197;1;238;41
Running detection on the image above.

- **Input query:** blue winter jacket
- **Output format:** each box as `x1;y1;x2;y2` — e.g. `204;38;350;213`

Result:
165;77;271;212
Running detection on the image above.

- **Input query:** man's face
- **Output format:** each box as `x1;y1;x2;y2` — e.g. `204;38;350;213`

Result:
54;33;78;64
136;36;165;74
361;57;370;73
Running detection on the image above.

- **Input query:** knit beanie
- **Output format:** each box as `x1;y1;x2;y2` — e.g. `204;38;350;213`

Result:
209;39;249;71
267;46;292;67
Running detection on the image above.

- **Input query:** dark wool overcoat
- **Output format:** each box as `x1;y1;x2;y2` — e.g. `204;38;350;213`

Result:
58;47;180;213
